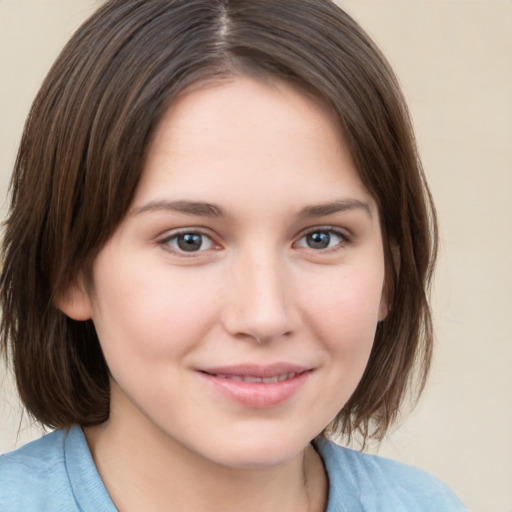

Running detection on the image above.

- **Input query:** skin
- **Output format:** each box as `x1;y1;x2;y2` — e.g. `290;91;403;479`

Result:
60;76;387;512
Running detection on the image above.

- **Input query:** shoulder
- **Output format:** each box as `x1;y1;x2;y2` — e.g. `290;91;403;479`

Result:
0;428;79;511
315;437;468;512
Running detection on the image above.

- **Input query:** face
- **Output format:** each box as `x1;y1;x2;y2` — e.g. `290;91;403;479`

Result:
64;76;387;469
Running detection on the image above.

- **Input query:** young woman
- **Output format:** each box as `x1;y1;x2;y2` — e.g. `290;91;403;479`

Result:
0;1;467;510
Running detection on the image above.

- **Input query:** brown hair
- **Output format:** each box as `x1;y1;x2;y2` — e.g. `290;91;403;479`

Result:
0;0;437;443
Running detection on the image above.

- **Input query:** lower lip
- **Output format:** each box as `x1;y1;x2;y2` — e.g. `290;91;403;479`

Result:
198;371;311;408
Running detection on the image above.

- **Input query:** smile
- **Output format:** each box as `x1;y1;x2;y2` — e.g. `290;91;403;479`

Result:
197;364;312;408
207;372;300;383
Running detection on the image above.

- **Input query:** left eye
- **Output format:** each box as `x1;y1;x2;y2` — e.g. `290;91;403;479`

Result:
296;230;347;250
162;232;214;253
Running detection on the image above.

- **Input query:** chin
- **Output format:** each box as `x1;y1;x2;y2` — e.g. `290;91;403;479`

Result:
199;429;315;470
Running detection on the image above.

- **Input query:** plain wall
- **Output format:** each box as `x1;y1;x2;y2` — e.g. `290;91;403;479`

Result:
1;2;511;511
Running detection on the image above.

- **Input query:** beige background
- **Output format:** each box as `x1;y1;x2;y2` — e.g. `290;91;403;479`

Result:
1;1;511;511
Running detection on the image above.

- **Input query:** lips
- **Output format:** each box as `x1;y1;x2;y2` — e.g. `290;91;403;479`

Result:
211;372;299;383
197;364;312;408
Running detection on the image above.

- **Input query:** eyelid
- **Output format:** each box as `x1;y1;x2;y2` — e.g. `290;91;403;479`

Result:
293;226;352;250
158;228;221;255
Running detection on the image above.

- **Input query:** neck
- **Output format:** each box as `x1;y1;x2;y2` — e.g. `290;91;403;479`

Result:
84;407;327;512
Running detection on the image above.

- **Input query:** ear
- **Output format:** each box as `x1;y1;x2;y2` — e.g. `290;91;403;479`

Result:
378;293;389;322
378;243;400;322
54;278;93;321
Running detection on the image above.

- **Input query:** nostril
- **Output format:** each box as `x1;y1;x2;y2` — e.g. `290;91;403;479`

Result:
221;260;299;342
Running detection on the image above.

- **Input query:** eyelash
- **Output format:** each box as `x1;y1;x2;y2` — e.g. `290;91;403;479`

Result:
159;230;217;255
294;227;352;252
158;227;352;256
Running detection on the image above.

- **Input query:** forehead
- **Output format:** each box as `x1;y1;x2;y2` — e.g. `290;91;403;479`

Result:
152;76;342;157
132;76;375;214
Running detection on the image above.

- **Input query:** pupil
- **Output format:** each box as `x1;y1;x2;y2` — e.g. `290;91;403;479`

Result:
177;233;202;252
307;232;330;249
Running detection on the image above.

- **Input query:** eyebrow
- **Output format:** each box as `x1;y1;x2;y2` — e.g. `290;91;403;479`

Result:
132;198;372;219
298;199;372;219
132;200;229;218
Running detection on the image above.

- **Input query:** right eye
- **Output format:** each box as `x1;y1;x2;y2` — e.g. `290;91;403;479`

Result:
160;231;215;253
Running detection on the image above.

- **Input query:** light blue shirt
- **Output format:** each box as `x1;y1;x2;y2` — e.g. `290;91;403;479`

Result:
0;426;467;511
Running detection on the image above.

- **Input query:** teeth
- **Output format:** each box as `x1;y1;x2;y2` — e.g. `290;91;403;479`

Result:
244;376;262;383
215;372;298;383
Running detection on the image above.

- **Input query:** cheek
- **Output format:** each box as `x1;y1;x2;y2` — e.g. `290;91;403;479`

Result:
90;256;222;363
301;267;384;360
292;268;383;425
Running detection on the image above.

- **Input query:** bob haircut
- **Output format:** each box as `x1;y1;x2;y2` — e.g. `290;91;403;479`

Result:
0;0;437;443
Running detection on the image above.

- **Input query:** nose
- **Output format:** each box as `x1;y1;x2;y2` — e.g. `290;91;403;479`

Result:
221;248;300;344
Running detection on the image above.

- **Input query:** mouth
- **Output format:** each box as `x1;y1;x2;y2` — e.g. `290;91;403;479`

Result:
197;364;313;408
201;371;303;383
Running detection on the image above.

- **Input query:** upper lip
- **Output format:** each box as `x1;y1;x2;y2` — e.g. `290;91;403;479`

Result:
198;363;312;378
